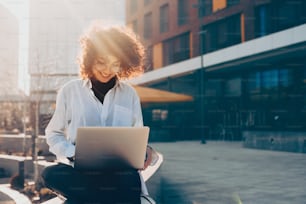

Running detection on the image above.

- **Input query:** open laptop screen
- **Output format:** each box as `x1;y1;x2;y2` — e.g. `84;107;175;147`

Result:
74;126;149;171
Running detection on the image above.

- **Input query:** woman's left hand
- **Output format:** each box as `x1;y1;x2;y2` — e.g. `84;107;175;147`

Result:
141;146;153;170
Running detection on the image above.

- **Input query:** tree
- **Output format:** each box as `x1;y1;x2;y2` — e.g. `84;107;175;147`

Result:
29;51;59;184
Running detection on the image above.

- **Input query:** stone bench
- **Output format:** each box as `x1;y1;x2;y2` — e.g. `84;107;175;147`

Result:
0;135;50;156
0;155;34;178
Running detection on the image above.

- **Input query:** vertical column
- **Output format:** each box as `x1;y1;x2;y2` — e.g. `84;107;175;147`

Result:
199;30;206;144
18;161;25;188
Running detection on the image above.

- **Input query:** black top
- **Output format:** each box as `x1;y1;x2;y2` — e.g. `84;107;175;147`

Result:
91;77;116;104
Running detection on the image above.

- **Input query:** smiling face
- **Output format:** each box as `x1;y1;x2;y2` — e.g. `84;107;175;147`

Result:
92;55;121;83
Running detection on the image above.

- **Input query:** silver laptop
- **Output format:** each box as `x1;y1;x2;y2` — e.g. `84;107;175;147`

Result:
74;126;149;171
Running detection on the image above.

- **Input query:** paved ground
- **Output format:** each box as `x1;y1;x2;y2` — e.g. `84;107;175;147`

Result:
0;191;14;204
1;141;306;204
0;183;31;204
151;141;306;204
0;178;14;204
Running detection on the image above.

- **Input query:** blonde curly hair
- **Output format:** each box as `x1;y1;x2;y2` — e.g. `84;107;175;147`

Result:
77;21;145;79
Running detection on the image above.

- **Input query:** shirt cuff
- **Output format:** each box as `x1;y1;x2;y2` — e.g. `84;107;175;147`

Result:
65;144;75;158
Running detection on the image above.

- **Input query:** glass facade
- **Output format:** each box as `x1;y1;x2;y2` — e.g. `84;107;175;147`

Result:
201;58;306;140
162;32;190;66
198;0;212;17
255;0;306;38
126;0;306;142
227;0;239;7
201;14;241;54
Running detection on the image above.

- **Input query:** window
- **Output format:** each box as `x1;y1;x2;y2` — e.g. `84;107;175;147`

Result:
279;69;293;88
255;4;269;37
163;33;190;66
274;0;301;31
205;79;223;97
255;1;306;38
262;70;278;91
248;72;261;94
160;4;169;33
199;29;207;55
201;14;241;54
163;42;171;66
227;0;239;7
178;0;189;25
198;0;212;17
247;68;295;100
173;33;189;62
152;109;168;121
245;64;306;130
247;70;279;97
144;12;152;39
224;78;241;97
129;0;137;14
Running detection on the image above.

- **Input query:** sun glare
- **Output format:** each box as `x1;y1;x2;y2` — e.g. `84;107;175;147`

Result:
0;0;29;94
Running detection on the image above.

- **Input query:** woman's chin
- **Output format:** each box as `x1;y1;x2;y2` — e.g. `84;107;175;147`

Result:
97;75;113;82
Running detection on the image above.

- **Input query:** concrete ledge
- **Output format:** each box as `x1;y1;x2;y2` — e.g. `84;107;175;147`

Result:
0;135;50;156
0;155;34;178
0;184;31;204
243;130;306;153
36;160;57;175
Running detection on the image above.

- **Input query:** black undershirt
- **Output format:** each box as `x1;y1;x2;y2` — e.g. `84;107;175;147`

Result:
91;77;116;104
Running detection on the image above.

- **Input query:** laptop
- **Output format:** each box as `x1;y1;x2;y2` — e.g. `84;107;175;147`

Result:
74;126;150;171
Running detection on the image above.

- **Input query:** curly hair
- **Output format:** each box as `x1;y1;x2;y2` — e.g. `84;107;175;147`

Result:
77;21;145;79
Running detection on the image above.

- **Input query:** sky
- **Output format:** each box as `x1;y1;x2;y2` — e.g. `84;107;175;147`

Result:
0;0;29;93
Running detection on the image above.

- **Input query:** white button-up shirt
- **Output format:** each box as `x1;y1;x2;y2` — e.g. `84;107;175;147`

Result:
45;78;143;161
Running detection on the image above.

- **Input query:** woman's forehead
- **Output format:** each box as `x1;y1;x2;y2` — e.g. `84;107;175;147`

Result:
96;55;120;63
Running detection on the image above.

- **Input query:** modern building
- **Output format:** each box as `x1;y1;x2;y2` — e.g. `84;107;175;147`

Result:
126;0;306;150
28;0;126;133
0;4;20;96
0;4;25;133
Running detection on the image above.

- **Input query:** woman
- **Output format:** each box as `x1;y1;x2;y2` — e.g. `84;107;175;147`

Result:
41;21;150;204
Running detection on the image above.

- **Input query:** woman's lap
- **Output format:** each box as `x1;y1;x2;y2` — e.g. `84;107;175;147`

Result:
41;163;141;203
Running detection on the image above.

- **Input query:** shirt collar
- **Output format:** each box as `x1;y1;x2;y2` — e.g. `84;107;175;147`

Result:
82;77;120;89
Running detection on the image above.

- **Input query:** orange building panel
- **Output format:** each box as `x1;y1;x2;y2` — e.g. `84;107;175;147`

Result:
189;33;193;58
213;0;226;12
241;14;245;42
153;43;163;69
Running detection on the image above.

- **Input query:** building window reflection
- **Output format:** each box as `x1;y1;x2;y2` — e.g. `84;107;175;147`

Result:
144;12;152;39
198;0;212;17
227;0;239;7
163;32;190;66
201;14;241;54
160;4;169;33
178;0;189;25
255;0;306;38
152;109;168;121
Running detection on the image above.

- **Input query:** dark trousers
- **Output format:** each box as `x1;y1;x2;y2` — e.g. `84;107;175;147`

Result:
41;163;141;204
